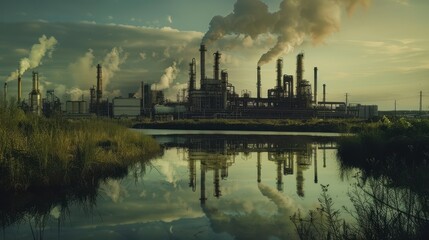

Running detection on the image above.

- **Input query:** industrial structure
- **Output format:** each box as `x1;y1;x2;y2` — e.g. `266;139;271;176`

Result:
2;44;382;120
184;44;376;119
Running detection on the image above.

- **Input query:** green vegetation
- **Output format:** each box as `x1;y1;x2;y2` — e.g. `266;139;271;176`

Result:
337;117;429;194
0;104;160;191
135;118;379;133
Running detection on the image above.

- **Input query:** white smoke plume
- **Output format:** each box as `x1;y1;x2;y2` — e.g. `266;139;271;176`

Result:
102;47;128;91
6;35;58;81
202;0;370;66
151;62;179;91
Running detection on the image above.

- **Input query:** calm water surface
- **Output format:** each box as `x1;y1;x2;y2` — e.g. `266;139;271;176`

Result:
2;130;356;240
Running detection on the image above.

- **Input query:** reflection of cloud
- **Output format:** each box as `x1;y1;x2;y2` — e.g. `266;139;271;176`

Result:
101;179;128;203
258;183;303;214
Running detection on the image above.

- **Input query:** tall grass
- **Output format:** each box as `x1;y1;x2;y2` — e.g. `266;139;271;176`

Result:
0;105;160;191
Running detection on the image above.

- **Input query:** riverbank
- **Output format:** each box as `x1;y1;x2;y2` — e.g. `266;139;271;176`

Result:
133;118;377;133
0;106;160;192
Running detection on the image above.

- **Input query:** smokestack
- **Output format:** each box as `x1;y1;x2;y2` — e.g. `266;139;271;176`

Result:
96;64;103;104
189;58;196;91
3;82;7;103
213;51;221;80
257;66;261;99
296;53;304;87
17;74;22;103
32;71;37;91
323;84;326;102
276;59;283;90
314;67;318;104
199;45;207;87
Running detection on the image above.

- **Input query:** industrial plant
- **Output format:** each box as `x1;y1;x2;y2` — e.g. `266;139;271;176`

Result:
2;44;379;120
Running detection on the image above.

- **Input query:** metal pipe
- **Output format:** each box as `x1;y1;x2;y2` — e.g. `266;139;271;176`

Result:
199;45;206;88
314;67;318;104
257;66;261;99
213;51;221;80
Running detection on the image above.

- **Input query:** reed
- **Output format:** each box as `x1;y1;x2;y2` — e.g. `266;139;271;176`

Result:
0;105;160;191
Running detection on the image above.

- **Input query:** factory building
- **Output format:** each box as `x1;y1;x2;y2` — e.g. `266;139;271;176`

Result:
112;97;141;118
186;45;343;119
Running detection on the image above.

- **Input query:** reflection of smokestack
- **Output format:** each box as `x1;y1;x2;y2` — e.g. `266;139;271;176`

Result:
323;84;326;102
189;159;197;192
257;152;261;183
257;66;261;99
276;59;283;90
3;83;7;103
314;67;318;104
214;167;221;198
18;74;22;103
213;51;221;80
276;161;283;192
314;147;318;184
199;45;207;87
200;161;207;205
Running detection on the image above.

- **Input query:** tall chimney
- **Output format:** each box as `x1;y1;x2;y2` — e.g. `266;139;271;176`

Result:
189;58;196;91
32;71;37;91
199;45;207;88
296;53;304;96
96;64;103;104
18;74;22;103
257;66;261;99
314;67;318;104
323;84;326;103
213;51;221;80
276;59;283;90
3;82;7;104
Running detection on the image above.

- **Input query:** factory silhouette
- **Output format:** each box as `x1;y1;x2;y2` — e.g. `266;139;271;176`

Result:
3;44;378;120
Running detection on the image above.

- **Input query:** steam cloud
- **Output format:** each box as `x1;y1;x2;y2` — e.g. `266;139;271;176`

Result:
151;62;179;91
202;0;369;65
102;47;128;91
6;35;58;81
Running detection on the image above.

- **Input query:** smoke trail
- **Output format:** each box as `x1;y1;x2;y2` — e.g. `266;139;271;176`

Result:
202;0;369;65
6;35;58;81
151;62;179;91
102;47;128;91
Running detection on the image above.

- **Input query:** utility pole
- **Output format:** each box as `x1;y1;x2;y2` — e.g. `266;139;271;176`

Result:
420;91;423;116
394;100;397;118
345;93;349;115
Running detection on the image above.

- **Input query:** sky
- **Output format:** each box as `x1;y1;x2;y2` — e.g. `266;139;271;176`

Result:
0;0;428;110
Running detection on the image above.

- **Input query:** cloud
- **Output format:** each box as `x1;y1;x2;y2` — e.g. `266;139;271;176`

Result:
102;47;128;91
202;0;369;65
6;35;58;82
151;62;179;91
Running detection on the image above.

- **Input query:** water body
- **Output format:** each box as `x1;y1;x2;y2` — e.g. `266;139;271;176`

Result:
2;130;356;240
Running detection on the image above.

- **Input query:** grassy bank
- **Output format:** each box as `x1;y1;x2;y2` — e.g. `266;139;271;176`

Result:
134;118;378;133
337;117;429;194
0;105;160;191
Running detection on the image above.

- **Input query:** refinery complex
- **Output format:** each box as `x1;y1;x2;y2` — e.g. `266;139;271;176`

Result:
3;44;378;120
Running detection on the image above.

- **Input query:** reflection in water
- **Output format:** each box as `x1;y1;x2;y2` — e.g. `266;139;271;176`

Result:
2;133;343;239
162;135;335;206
